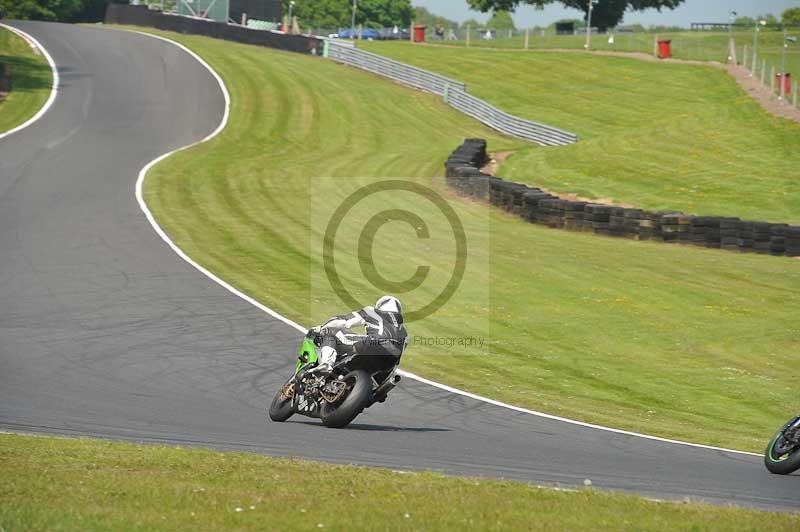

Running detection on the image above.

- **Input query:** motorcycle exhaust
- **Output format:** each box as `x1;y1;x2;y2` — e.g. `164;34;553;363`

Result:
373;373;401;398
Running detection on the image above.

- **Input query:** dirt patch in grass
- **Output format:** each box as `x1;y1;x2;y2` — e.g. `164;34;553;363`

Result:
483;151;636;208
480;150;513;175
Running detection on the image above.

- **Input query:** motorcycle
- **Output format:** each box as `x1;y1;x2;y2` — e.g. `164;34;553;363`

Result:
764;415;800;474
268;329;402;428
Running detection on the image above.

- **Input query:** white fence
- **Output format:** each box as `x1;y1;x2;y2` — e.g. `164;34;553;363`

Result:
325;40;578;146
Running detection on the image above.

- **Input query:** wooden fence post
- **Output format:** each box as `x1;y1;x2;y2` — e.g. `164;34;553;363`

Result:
727;37;737;64
653;34;658;57
524;28;529;50
466;24;471;48
742;44;748;69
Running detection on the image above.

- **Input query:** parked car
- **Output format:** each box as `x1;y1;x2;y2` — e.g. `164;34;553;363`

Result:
379;27;410;40
336;28;380;40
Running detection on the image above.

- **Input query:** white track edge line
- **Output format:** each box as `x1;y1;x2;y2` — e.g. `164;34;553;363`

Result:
129;29;760;458
0;23;59;140
128;30;306;333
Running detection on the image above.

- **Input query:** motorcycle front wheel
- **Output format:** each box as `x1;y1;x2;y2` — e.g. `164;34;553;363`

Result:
764;417;800;475
320;369;371;428
268;378;295;422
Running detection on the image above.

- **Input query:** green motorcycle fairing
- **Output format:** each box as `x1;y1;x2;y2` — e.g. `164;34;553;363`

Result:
295;335;319;373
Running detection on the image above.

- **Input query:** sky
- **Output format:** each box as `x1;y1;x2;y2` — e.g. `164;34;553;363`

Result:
412;0;800;28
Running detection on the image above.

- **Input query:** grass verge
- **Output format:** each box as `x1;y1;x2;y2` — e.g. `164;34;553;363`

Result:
361;41;800;224
2;433;798;530
123;27;800;452
0;26;51;134
427;30;800;75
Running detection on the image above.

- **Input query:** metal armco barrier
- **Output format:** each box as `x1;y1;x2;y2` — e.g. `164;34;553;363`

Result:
326;42;465;95
327;41;578;146
446;88;577;147
445;139;800;257
105;5;323;56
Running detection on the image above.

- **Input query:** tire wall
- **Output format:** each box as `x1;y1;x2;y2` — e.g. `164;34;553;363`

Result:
105;5;323;55
0;63;9;95
445;140;800;257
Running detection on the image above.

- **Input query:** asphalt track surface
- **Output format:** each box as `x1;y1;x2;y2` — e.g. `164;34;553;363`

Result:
1;21;798;511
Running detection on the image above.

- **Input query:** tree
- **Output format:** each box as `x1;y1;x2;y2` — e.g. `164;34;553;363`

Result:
733;16;755;27
485;10;516;31
466;0;686;32
0;0;84;21
412;6;459;29
549;17;585;30
461;18;483;29
0;0;137;22
783;7;800;27
359;0;413;28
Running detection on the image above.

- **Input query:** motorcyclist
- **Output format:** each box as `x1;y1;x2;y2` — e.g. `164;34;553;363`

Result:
314;295;407;373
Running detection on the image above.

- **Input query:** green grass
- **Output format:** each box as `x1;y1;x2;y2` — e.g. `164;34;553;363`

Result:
361;41;800;224
0;26;51;134
435;30;800;74
2;433;798;530
123;27;800;452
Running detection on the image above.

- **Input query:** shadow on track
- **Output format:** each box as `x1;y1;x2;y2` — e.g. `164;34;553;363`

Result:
289;421;450;433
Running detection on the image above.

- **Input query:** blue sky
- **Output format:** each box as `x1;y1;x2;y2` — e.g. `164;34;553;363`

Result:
412;0;799;27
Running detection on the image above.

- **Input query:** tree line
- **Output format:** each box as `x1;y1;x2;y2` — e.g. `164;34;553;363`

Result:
467;1;800;33
282;0;413;29
3;1;798;32
0;0;128;22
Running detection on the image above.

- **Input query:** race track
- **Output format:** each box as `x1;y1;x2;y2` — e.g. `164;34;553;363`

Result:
1;22;798;511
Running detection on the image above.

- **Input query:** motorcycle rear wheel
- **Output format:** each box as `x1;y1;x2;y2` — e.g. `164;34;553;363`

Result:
764;418;800;475
268;379;295;422
320;369;371;428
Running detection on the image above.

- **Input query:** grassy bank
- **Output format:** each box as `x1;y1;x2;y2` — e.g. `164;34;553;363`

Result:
0;26;51;134
361;41;800;224
431;30;800;74
2;433;798;530
125;27;800;452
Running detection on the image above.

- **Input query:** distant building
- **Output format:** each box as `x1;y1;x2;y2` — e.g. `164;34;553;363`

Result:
230;0;281;24
555;22;574;35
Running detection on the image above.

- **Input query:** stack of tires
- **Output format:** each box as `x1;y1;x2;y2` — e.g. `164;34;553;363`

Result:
443;139;800;258
0;63;9;98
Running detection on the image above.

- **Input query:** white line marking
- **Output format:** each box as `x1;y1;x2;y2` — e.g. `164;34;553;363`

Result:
0;24;59;140
129;30;306;333
130;30;759;458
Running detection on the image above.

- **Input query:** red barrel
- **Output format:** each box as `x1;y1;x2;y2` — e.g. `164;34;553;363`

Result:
777;72;792;94
657;39;672;59
414;24;426;43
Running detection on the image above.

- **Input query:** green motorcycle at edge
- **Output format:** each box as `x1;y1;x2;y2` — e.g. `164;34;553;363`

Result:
764;415;800;474
268;329;402;428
